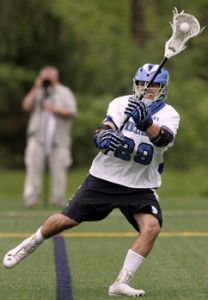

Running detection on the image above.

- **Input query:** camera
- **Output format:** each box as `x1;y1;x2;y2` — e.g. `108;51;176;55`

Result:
42;79;52;98
42;79;52;89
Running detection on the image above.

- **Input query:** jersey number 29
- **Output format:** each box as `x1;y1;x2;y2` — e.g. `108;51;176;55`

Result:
114;137;153;165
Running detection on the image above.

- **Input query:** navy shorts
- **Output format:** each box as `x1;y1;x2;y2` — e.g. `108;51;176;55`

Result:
61;174;162;232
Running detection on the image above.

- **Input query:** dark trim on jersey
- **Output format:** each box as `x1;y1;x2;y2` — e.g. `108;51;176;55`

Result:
158;162;164;174
148;99;165;115
103;115;118;130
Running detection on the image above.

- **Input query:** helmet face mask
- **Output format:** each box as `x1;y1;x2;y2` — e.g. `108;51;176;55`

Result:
133;64;169;104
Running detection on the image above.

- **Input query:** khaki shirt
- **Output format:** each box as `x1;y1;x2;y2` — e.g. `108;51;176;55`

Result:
27;83;77;148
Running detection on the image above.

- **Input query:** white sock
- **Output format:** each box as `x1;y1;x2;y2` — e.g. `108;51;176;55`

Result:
34;227;45;244
122;249;145;274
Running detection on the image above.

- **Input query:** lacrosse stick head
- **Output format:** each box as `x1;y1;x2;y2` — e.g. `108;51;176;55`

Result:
165;7;205;58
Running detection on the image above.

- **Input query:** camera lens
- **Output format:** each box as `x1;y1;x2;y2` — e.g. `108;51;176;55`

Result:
42;80;51;88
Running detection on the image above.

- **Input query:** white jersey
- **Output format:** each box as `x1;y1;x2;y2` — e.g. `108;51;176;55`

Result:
89;95;180;189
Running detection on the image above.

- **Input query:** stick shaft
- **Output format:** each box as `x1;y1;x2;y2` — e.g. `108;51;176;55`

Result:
118;56;168;133
102;56;168;155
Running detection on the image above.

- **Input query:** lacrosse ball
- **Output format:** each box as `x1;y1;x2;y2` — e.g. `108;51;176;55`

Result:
180;22;190;33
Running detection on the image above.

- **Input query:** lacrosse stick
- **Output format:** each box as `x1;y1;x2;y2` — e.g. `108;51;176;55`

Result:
118;7;205;133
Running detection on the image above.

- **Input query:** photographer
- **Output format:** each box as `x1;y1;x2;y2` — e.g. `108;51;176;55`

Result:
22;66;77;208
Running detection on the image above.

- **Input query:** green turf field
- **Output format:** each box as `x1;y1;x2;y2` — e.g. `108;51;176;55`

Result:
1;167;208;299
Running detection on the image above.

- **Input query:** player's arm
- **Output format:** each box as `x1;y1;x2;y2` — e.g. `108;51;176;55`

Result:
93;121;125;151
146;123;174;147
125;97;173;147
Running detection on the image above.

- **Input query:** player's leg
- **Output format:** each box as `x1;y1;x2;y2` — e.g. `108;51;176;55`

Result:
23;138;45;207
3;174;109;269
130;213;161;256
109;213;160;297
3;213;78;269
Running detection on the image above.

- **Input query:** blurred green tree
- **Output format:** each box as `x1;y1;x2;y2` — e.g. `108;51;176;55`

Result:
0;0;206;168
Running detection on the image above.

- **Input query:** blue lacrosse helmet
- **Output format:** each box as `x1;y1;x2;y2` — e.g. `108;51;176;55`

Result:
133;63;169;101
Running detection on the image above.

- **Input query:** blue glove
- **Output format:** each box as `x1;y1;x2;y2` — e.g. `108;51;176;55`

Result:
95;129;125;151
124;97;153;131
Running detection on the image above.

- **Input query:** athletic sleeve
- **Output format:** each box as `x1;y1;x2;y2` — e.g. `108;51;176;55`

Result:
104;95;130;129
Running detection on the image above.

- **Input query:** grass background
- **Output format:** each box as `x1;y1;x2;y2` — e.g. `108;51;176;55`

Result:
1;166;208;299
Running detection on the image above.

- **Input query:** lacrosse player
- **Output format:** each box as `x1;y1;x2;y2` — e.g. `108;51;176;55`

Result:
3;63;180;297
